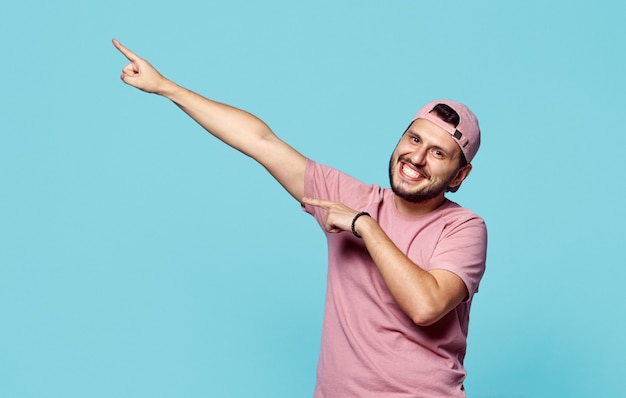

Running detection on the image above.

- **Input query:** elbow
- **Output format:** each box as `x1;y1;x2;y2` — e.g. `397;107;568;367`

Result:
408;304;445;327
411;312;440;327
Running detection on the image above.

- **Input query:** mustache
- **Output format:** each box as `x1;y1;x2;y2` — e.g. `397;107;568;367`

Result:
397;156;430;179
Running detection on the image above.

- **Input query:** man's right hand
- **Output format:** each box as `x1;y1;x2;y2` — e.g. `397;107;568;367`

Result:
112;38;170;95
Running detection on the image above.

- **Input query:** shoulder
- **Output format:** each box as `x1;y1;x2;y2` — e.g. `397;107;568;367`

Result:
304;159;385;212
438;200;485;225
432;200;487;244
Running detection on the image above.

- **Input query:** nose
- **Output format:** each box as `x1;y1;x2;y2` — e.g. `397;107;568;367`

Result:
408;146;428;166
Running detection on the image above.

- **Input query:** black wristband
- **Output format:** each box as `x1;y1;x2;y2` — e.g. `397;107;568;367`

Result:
351;211;371;239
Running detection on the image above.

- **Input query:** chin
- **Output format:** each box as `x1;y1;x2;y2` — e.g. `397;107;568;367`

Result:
390;175;449;205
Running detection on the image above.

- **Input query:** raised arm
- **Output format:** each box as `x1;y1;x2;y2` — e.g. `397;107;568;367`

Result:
112;39;307;201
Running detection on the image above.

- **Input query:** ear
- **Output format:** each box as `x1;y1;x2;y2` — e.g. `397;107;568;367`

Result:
448;163;472;191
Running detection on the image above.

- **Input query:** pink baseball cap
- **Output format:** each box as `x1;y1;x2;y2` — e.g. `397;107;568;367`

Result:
412;99;481;163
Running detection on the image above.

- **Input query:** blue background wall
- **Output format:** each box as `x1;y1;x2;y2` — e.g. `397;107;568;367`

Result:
2;1;624;397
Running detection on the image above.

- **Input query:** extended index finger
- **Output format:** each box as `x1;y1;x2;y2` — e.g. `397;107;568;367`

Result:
302;197;333;209
112;38;140;62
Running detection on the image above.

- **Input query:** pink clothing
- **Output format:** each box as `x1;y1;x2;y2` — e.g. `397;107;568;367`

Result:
302;160;487;398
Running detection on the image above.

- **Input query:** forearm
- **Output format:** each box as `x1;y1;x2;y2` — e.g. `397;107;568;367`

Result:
158;80;274;158
301;196;468;325
357;216;466;326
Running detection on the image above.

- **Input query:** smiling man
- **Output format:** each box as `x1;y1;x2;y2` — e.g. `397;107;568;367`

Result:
389;101;477;210
113;39;487;398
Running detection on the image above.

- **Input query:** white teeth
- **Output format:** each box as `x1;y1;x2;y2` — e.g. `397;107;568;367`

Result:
402;164;420;178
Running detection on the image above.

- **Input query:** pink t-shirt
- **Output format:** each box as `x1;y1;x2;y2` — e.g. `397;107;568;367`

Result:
302;160;487;398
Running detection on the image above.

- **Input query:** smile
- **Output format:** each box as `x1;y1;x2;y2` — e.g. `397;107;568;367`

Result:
399;162;427;181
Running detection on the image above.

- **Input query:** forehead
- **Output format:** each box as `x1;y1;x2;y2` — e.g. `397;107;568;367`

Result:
405;118;462;154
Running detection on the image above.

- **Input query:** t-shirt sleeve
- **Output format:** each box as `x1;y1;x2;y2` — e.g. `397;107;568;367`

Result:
302;159;378;228
429;214;487;301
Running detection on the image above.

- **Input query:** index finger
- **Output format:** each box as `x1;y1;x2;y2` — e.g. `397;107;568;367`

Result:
112;38;140;62
302;196;333;209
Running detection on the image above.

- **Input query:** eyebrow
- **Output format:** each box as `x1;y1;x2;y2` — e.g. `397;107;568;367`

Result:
406;131;453;152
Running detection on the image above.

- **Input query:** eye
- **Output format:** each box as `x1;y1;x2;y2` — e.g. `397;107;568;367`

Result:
432;149;446;159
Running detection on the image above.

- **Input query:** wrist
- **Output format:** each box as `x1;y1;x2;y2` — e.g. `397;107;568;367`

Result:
351;212;371;238
156;79;181;98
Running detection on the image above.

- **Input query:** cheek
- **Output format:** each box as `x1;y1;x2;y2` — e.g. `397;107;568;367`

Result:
431;163;458;180
389;148;402;164
391;143;411;160
445;167;463;183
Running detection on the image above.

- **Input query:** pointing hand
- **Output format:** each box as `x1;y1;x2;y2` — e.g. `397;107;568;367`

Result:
112;38;169;94
302;197;362;235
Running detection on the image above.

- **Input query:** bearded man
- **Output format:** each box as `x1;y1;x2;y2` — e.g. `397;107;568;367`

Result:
113;38;487;398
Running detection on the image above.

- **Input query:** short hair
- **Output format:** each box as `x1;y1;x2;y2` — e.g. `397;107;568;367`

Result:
430;104;467;168
430;103;460;127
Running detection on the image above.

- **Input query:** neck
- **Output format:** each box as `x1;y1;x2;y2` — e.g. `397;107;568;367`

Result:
393;194;447;216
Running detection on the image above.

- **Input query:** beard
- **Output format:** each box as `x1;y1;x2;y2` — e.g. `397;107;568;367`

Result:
388;155;456;204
